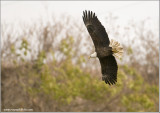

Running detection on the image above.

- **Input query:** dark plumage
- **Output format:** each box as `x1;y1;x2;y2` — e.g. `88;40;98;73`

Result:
82;10;118;85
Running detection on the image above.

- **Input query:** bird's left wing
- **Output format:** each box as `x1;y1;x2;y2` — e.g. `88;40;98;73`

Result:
82;10;110;48
99;55;118;85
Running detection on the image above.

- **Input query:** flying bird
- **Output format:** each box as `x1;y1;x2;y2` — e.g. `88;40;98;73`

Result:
82;10;123;85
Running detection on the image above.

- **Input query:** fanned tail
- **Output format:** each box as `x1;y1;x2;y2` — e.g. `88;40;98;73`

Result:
109;39;123;59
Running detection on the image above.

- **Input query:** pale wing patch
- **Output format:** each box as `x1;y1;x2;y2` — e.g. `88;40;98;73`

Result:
109;39;123;59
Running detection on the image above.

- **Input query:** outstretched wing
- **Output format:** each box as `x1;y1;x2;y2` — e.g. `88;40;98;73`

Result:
82;10;110;48
99;55;118;85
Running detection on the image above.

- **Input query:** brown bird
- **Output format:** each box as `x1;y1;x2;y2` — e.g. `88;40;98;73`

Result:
82;10;123;85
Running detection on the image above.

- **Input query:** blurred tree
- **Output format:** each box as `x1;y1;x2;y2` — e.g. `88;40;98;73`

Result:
1;13;159;112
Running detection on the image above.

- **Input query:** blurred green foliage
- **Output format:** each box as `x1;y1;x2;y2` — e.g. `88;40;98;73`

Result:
16;37;158;112
10;38;30;64
127;46;133;55
2;12;158;112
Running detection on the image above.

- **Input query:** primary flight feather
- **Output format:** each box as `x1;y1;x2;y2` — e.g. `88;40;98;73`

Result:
82;10;123;85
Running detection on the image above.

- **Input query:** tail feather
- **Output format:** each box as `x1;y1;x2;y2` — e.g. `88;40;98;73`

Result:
109;39;123;59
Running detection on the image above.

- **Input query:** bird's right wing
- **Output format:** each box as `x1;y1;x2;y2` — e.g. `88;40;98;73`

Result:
82;10;110;48
99;55;118;85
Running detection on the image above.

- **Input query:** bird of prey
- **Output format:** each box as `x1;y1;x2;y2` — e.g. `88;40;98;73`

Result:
82;10;123;85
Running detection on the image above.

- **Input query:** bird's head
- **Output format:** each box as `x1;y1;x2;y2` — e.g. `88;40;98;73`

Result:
89;52;97;59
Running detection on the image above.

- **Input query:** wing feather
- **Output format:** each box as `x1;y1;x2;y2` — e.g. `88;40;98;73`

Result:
99;55;118;85
83;10;110;48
